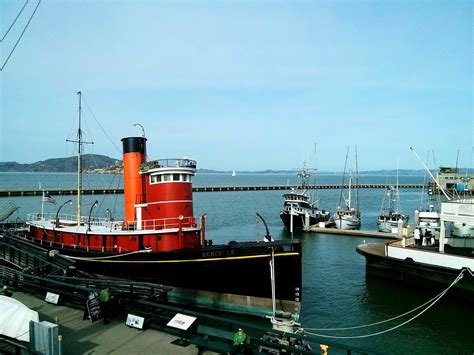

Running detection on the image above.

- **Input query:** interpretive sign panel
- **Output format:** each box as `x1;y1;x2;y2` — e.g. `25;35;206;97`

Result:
166;313;196;331
45;292;59;304
126;314;145;329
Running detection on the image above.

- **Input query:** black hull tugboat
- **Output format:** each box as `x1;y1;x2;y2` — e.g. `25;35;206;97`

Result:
23;93;302;321
280;163;330;230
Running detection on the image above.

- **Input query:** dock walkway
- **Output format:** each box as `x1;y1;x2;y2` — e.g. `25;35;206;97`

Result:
9;292;214;355
307;227;400;239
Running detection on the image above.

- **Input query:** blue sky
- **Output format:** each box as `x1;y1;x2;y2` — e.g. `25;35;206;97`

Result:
0;0;472;171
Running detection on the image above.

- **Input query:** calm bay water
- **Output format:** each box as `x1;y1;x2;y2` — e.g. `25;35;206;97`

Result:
0;172;472;354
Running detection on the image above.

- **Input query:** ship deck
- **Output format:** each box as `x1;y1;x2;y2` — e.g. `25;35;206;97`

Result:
357;242;386;257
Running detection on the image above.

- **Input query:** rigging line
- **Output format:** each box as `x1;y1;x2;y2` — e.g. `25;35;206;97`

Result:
304;270;465;339
81;95;122;155
338;146;350;208
0;0;29;42
304;270;464;331
0;0;41;71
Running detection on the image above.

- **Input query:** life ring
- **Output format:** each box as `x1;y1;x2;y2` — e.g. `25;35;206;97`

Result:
37;213;42;220
190;217;195;226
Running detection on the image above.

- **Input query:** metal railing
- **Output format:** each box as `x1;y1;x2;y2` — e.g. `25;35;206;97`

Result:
141;158;197;172
26;213;198;232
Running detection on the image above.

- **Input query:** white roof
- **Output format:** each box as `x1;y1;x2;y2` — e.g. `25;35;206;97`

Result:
0;295;39;342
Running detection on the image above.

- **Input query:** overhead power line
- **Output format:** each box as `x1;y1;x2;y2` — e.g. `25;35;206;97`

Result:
0;0;41;71
0;0;29;42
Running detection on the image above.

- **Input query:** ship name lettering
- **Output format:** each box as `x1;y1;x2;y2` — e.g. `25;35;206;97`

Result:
201;250;235;258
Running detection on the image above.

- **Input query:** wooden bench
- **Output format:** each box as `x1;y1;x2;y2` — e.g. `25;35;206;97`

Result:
190;325;250;354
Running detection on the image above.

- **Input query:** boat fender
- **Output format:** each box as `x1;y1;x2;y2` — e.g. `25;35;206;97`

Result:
122;221;129;231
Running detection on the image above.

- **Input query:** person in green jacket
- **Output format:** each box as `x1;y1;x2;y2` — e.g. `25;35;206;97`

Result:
231;327;248;354
99;287;110;324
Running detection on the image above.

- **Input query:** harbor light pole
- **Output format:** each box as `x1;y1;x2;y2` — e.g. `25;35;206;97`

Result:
87;200;98;231
105;209;113;221
55;200;72;227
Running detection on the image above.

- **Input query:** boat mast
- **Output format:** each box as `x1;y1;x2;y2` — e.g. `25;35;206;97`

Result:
338;146;349;208
348;170;352;208
77;92;82;225
67;91;93;225
396;156;400;213
355;144;359;212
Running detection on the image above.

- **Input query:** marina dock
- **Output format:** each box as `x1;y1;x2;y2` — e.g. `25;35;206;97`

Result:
0;183;424;197
307;226;400;239
7;292;208;355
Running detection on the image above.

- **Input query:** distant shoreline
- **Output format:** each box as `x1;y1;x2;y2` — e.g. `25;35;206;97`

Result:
1;154;471;175
0;169;436;176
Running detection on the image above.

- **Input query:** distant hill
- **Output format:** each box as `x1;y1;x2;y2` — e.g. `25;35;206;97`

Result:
1;156;471;175
0;154;120;172
197;169;430;175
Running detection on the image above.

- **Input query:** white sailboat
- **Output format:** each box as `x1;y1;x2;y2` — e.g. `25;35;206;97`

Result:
377;161;408;233
334;146;361;230
232;170;236;177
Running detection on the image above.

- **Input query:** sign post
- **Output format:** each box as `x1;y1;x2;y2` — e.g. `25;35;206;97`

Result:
83;297;102;322
167;313;197;347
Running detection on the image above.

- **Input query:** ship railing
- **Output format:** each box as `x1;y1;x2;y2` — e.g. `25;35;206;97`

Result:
441;199;474;219
27;213;114;227
141;158;197;172
110;216;197;232
142;216;197;230
27;213;198;232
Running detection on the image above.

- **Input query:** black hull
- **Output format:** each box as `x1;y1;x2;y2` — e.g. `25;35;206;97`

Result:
7;231;302;318
356;244;474;300
280;211;328;230
69;241;302;301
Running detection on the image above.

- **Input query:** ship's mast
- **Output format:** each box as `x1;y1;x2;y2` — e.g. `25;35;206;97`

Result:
67;91;93;225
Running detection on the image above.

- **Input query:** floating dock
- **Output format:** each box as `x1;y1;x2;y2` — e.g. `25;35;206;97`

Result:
307;226;400;240
0;183;425;197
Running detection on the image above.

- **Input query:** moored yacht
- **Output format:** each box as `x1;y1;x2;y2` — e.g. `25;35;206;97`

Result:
377;185;409;233
334;172;361;230
357;198;474;299
414;188;441;245
334;147;361;230
280;163;330;230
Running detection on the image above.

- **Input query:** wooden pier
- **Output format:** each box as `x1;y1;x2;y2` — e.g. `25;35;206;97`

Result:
307;226;400;240
0;183;425;197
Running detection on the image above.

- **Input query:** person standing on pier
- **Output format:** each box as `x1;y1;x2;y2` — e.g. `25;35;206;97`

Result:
99;287;110;324
231;327;249;354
